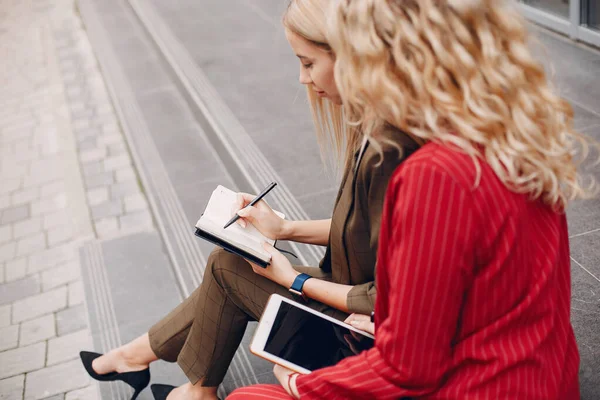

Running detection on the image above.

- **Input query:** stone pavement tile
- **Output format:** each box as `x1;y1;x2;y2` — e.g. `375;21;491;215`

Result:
13;217;43;240
74;126;102;144
11;187;40;207
114;166;136;183
0;196;9;211
103;154;130;172
0;342;45;380
0;275;40;306
90;200;122;220
42;211;68;231
20;314;56;347
76;139;98;154
31;194;67;217
109;180;139;200
0;375;25;400
0;243;16;263
28;244;75;275
41;395;64;400
12;286;67;323
47;329;92;366
0;163;28;181
79;148;106;164
0;225;11;245
1;205;29;225
16;233;46;258
108;142;127;157
119;210;153;233
85;187;108;207
123;193;147;213
94;217;119;239
41;261;80;291
0;264;3;284
5;258;27;282
24;359;89;400
55;304;87;336
83;171;113;190
0;178;21;196
40;182;65;199
0;305;10;328
97;132;123;147
81;161;103;178
46;225;72;248
67;282;84;307
65;385;99;400
22;169;61;190
0;325;19;351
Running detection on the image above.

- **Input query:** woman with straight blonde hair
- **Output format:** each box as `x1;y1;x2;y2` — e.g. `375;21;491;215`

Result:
229;0;597;398
79;1;418;399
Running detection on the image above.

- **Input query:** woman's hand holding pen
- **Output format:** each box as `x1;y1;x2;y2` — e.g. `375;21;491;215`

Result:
233;192;289;240
249;243;299;288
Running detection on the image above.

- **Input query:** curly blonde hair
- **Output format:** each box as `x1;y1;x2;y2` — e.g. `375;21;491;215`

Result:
283;0;363;171
328;0;597;208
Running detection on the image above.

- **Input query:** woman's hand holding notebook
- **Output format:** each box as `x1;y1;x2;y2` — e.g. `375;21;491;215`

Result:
195;186;285;267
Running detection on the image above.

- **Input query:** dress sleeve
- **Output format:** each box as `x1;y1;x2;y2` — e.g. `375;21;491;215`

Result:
297;162;478;399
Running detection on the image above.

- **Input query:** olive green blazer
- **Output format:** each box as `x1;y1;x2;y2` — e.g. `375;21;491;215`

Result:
320;126;419;315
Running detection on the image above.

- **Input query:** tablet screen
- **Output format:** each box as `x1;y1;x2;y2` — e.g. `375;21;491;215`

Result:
263;301;375;372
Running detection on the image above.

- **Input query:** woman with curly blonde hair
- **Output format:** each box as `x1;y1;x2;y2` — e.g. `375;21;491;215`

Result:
229;0;597;398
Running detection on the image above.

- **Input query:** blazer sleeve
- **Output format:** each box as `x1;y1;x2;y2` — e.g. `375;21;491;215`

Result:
345;143;406;315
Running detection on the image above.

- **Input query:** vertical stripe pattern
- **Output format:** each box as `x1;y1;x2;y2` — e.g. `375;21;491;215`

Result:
228;143;580;399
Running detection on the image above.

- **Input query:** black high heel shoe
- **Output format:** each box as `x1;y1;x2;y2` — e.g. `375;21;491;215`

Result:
80;351;150;400
151;384;176;400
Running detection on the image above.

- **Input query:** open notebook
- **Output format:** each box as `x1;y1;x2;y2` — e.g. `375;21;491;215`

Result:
194;185;285;267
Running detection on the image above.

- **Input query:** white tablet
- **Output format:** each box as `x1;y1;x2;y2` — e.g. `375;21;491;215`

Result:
250;294;375;374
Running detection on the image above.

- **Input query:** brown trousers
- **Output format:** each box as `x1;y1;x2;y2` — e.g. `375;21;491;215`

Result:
148;248;347;386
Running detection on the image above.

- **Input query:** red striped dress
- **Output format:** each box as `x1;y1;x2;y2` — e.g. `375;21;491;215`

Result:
228;142;580;399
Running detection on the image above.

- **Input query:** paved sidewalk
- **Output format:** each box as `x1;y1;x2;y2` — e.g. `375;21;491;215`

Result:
0;0;152;399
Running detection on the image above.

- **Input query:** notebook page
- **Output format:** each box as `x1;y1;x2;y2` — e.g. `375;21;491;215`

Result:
196;186;277;258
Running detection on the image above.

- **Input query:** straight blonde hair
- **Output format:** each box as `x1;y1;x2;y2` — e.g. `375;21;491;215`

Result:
329;0;597;209
283;0;363;172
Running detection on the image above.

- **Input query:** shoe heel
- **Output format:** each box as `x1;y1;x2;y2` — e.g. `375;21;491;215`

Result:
131;387;142;400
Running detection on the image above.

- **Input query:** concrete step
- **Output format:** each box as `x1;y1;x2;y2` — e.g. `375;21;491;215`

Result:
80;233;187;400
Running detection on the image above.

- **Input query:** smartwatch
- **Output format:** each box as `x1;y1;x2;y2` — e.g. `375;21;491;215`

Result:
289;273;312;299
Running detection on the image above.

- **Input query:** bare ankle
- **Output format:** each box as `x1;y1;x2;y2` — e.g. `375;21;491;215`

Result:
116;346;148;370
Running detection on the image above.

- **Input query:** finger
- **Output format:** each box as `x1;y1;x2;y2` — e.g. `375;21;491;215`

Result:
261;241;279;254
237;193;245;208
239;192;257;205
275;364;293;375
350;320;372;332
235;217;247;228
351;314;371;322
237;206;258;222
344;314;356;324
232;194;249;216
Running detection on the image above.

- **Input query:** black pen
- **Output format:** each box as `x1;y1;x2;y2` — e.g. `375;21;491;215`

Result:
223;182;278;229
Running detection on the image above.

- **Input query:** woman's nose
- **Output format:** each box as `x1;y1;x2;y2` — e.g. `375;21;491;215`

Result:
299;67;311;85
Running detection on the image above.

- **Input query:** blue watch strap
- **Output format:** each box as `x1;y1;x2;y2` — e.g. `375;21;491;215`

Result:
289;273;312;296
